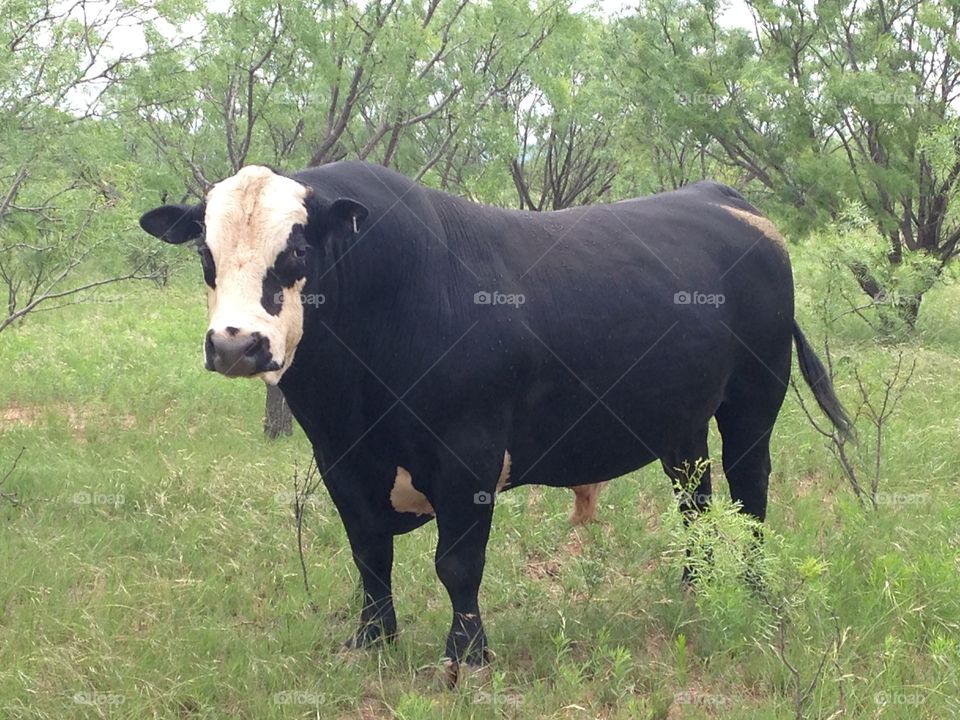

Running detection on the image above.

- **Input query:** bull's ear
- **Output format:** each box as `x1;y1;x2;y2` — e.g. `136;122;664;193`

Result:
139;203;205;244
329;197;369;235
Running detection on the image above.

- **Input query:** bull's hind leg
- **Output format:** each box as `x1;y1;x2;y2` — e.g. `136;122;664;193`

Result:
660;424;712;522
714;376;788;588
715;376;788;523
716;414;773;522
429;429;506;684
659;424;712;584
569;483;603;525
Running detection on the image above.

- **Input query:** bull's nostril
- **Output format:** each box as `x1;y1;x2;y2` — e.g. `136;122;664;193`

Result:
225;326;240;337
204;330;216;371
243;334;265;357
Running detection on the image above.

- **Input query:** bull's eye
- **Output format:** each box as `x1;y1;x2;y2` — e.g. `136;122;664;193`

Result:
261;244;308;316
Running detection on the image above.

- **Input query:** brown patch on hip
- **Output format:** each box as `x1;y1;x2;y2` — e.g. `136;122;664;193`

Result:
716;203;788;255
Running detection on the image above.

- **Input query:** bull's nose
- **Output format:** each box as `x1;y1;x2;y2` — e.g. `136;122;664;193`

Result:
204;329;272;377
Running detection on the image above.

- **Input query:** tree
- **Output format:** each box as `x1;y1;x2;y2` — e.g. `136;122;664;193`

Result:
0;0;166;334
508;14;620;210
616;0;960;325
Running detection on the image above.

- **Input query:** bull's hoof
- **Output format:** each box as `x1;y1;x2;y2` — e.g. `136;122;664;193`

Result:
442;623;491;686
442;650;492;687
681;563;702;592
343;622;395;650
568;509;598;526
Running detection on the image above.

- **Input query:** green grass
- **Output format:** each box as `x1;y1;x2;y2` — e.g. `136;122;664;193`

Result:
1;258;959;719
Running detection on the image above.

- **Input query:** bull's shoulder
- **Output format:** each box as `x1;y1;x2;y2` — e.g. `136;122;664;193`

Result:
292;160;404;189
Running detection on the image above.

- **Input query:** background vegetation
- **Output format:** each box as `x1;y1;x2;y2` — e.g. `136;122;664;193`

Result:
1;0;958;717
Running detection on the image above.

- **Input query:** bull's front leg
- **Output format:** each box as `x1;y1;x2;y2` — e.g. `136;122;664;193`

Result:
343;529;396;648
322;463;399;648
435;499;494;680
431;444;501;683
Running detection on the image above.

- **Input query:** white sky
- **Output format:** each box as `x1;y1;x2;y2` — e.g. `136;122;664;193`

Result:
575;0;755;28
113;0;756;57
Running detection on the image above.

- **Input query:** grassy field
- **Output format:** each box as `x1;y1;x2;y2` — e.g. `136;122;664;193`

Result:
1;250;959;719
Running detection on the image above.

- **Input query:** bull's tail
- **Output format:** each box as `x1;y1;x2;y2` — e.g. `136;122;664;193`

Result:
792;322;854;441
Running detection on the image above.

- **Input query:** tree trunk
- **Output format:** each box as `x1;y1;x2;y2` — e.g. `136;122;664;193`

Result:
850;261;925;329
264;384;293;438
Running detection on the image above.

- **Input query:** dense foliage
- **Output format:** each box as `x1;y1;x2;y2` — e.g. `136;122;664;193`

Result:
2;0;957;331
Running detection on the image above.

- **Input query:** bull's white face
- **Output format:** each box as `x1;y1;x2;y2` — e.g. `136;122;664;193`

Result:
202;166;311;384
141;164;369;384
140;165;315;385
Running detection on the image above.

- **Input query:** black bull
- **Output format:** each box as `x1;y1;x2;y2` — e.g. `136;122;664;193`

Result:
140;162;851;678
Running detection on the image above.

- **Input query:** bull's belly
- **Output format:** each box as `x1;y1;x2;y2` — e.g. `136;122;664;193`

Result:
504;360;724;488
506;404;674;489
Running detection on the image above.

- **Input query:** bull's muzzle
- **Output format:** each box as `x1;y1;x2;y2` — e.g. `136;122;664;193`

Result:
204;328;279;377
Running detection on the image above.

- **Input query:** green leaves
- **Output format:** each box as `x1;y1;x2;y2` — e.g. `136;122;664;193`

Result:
3;0;958;332
610;0;960;318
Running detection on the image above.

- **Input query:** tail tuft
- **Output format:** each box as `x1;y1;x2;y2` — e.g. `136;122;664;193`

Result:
793;323;854;441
